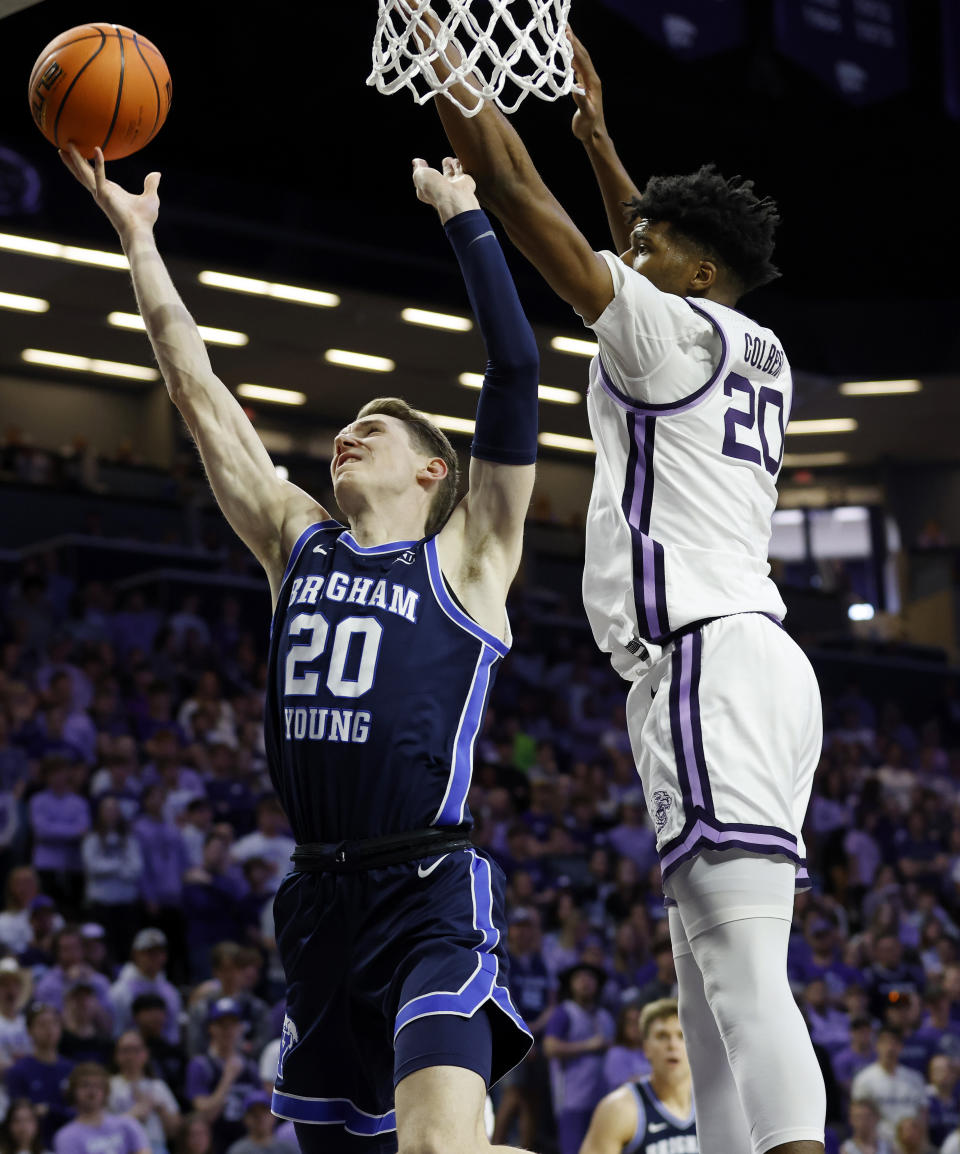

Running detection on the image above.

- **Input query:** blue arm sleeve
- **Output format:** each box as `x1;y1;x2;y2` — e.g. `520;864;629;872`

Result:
443;209;540;465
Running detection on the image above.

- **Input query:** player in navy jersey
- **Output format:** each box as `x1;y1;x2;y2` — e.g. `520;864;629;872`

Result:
407;15;826;1154
580;999;696;1154
62;146;541;1154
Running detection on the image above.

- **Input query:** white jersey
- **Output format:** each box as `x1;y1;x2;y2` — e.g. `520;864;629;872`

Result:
583;251;790;680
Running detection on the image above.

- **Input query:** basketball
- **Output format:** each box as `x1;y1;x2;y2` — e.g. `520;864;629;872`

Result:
28;23;171;161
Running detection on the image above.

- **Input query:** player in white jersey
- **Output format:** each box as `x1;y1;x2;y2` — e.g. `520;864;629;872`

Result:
408;18;826;1154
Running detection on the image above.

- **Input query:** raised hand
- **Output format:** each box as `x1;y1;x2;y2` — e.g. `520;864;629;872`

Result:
411;156;480;223
568;28;607;142
59;143;160;244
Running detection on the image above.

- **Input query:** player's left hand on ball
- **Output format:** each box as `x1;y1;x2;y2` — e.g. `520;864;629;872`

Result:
412;156;479;222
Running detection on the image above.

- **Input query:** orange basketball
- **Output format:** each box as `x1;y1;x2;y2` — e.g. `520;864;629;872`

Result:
28;23;171;161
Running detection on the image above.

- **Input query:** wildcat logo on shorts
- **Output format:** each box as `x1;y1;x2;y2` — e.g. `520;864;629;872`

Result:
277;1014;298;1080
652;790;673;833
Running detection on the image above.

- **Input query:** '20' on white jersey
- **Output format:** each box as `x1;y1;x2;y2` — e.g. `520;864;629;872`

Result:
583;251;790;680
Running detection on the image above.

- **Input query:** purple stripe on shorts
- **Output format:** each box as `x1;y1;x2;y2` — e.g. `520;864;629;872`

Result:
676;636;705;810
688;630;713;813
659;817;800;880
668;646;694;813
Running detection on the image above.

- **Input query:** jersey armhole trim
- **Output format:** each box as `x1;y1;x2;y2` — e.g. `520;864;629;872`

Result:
624;1083;646;1154
279;521;342;592
594;301;729;417
270;521;342;641
424;538;510;658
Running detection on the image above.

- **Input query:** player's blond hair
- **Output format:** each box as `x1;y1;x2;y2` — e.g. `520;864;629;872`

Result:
356;397;460;535
639;997;679;1039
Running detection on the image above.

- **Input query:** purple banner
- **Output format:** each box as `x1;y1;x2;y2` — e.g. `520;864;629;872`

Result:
774;0;909;106
599;0;745;61
945;0;960;119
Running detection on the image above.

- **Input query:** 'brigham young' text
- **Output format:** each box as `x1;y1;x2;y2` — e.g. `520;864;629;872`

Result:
287;571;419;623
285;707;371;744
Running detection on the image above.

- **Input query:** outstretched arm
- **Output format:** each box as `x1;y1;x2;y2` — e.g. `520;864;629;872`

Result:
413;158;537;612
569;28;643;255
59;146;324;603
408;11;614;323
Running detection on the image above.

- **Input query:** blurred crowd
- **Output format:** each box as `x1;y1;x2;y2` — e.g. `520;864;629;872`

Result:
1;554;960;1154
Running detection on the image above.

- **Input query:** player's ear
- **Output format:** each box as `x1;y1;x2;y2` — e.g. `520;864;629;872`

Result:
419;456;448;484
691;259;717;293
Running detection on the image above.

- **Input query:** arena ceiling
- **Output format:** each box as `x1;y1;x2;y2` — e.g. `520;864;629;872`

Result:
0;1;957;470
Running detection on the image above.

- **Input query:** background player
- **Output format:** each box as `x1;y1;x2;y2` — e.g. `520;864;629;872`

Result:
405;14;826;1154
60;144;543;1154
579;998;695;1154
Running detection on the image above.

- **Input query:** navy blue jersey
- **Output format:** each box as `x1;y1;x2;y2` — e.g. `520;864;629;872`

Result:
264;522;509;843
625;1078;697;1154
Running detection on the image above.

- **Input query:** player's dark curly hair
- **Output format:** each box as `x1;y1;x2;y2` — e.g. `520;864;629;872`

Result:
624;164;781;295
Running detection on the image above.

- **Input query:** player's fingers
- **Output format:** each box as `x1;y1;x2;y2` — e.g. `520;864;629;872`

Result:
144;172;161;196
61;143;93;189
92;147;107;195
567;27;598;80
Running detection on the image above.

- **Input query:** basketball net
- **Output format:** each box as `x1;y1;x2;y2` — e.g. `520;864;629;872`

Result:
367;0;575;117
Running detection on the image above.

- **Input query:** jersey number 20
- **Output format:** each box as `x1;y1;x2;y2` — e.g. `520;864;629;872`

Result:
284;613;382;699
721;372;786;476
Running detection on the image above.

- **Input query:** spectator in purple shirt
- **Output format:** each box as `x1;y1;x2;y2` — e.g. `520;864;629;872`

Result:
16;897;58;974
53;1063;150;1154
28;755;91;911
59;979;115;1066
184;1000;261;1154
34;929;112;1017
832;1016;877;1093
136;686;188;745
605;792;658;877
199;744;254;838
133;786;190;985
543;962;616;1154
142;732;204;825
41;674;97;767
89;738;143;824
804;978;852;1057
111;592;162;662
182;834;244;983
602;1001;652;1093
791;914;864;1004
109;930;182;1046
927;1053;960;1147
5;1003;74;1140
81;799;143;959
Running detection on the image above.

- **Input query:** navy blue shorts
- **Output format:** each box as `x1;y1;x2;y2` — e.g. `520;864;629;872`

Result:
269;847;531;1149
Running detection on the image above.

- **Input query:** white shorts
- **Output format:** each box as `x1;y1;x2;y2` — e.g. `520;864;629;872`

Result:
625;612;822;893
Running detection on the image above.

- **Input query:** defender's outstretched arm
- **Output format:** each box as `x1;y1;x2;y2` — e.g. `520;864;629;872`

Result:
409;14;614;324
60;146;323;602
568;29;643;256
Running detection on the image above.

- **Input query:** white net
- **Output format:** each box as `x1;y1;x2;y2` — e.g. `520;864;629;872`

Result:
367;0;575;117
